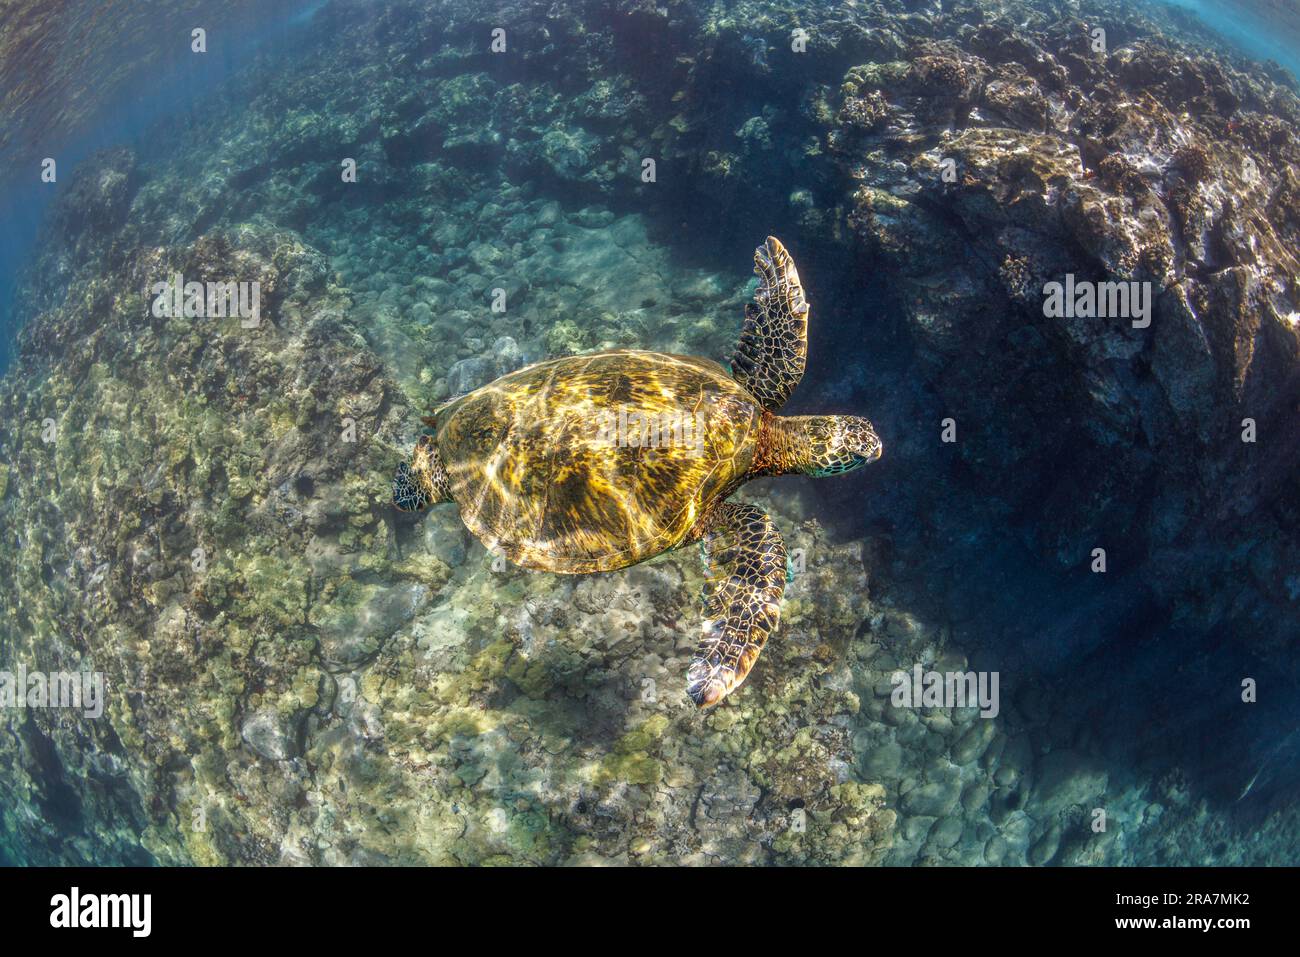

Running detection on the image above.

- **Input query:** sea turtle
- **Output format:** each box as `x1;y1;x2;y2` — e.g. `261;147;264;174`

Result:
393;237;882;708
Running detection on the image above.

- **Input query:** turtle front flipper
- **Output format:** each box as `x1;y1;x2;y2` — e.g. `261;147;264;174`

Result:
729;236;809;411
392;435;452;511
687;501;787;708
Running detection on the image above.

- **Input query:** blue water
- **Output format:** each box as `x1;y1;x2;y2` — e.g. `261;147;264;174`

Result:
1158;0;1300;78
0;0;326;370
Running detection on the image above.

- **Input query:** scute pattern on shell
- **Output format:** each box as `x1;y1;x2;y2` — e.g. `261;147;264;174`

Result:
435;350;763;573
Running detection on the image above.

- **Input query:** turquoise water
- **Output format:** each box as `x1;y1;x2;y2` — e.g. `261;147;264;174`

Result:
0;0;325;369
1158;0;1300;76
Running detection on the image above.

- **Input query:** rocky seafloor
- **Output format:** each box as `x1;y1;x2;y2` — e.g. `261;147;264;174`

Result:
0;0;1297;865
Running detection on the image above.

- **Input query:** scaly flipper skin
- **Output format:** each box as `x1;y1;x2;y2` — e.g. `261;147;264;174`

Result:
393;435;452;511
730;236;809;412
687;501;787;708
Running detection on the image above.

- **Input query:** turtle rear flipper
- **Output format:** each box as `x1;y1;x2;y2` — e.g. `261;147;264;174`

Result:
729;236;809;411
687;501;786;708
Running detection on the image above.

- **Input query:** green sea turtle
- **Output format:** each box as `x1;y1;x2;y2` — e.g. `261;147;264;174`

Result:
393;237;882;708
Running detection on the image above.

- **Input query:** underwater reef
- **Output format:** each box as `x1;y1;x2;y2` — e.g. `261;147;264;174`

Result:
0;0;1298;865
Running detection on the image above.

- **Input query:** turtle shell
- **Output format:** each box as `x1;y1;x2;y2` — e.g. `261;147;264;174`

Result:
435;350;763;573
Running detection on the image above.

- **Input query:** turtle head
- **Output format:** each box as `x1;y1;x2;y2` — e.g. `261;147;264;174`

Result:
758;414;883;478
798;414;883;476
